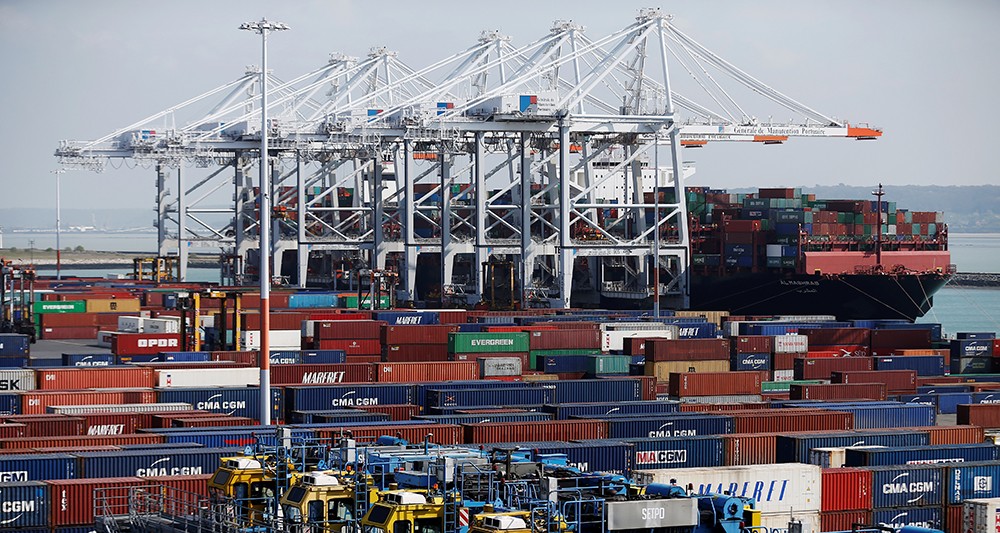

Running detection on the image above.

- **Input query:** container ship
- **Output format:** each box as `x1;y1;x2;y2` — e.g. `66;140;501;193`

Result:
679;186;952;321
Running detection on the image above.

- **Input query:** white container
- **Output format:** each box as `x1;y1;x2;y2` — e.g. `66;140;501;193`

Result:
772;370;795;382
760;511;820;533
640;463;821;514
602;327;678;352
96;331;116;348
964;497;1000;532
0;369;35;391
49;402;194;415
117;316;144;333
773;334;809;354
478;357;522;378
145;317;180;334
766;244;783;257
241;330;302;350
157;367;260;388
199;314;215;328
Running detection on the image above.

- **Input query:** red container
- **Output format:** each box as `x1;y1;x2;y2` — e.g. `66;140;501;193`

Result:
623;337;650;356
789;383;887;401
820;510;871;532
647;339;730;362
668;371;762;397
242;311;308;331
528;330;601;350
722;433;776;465
40;312;97;327
19;390;156;415
958;403;1000;428
354;404;420;421
995;339;1000;357
375;362;478;383
315;320;384;340
945;504;962;532
383;344;450;362
794;357;873;380
0;423;26;438
76;412;143;435
531;321;601;331
807;344;870;357
917;376;963;386
462;419;608;444
270;363;375;385
909;425;985;445
151;412;227;428
210;350;260;364
436;310;469;324
47;477;145;526
0;433;162;449
41;326;101;340
111;333;182;355
831;370;917;393
679;403;772;412
346;355;382;364
600;376;657;401
35;367;156;390
870;329;933;356
140;474;212;499
171;416;257;427
381;324;460;345
801;328;871;346
771;352;800;371
821;468;872;511
2;414;85;437
314;424;462;445
731;336;774;354
316;339;381;355
729;409;853;433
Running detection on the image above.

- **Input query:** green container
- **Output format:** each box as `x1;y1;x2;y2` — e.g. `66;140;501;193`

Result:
341;295;391;309
854;213;865;224
762;379;823;392
449;332;529;354
33;300;86;314
586;355;630;376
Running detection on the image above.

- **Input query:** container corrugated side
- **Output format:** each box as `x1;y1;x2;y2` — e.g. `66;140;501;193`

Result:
871;506;942;529
353;404;420;421
845;443;997;467
375;362;478;383
0;453;76;481
140;474;212;499
46;477;145;526
75;447;238;478
907;425;985;445
962;497;1000;531
313;423;461;445
0;481;49;529
821;510;871;532
638;463;821;514
484;440;632;475
270;363;375;385
426;386;552;409
543;400;679;420
0;433;163;449
821;467;871;511
0;369;35;391
617;435;724;470
946;462;1000;504
775;431;930;463
155;387;282;421
448;332;529;354
721;433;776;466
418;413;552;425
867;464;944;509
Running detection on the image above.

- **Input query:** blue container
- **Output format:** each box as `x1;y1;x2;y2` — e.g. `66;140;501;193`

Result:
874;356;945;376
916;385;971;394
455;324;483;333
76;447;239;478
412;381;529;408
542;355;591;374
543;401;679;420
807;403;936;429
288;293;338;308
724;256;753;268
117;442;205;451
872;507;942;530
937;393;974;414
896;394;939;412
61;353;114;366
549;379;643;404
0;334;30;356
482;440;633;476
268;351;301;365
116;354;163;363
600;414;733;439
0;481;49;529
945;461;1000;504
971;392;1000;405
878;322;943;342
27;358;61;367
958;332;996;340
156;387;283;421
0;357;27;368
419;413;553;425
159;429;314;448
845;443;997;467
952;339;993;357
425;386;553;409
284;384;413;412
730;352;771;371
724;244;752;257
868;464;945;508
0;453;76;481
158;351;211;362
313;412;393;425
299;350;346;364
775;431;929;463
373;311;440;326
288;409;389;424
0;393;19;415
610;435;724;470
675;323;718;339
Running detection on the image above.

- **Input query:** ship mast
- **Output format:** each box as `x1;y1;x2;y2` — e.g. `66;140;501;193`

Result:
872;183;884;268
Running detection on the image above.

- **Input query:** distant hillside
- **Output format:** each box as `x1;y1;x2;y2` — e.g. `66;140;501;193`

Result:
3;186;999;232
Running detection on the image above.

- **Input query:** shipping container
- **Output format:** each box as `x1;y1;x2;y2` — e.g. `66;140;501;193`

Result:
644;360;729;382
638;463;821;514
789;382;887;401
959;403;1000;428
599;414;733;439
550;378;649;403
20;390;156;415
645;339;728;362
270;363;374;385
381;324;460;345
874;355;946;377
845;443;997;467
603;435;725;470
426;387;553;409
668;372;761;397
821;510;872;533
542;401;679;420
2;415;84;437
353;404;420;421
720;433;776;466
789;402;934;429
61;353;115;367
156;387;282;421
729;409;853;433
730;352;771;371
867;464;944;509
75;447;238;478
0;433;163;449
46;477;145;526
962;497;1000;531
945;462;1000;504
832;369;917;393
448;332;529;354
794;357;873;380
776;431;930;463
0;481;49;529
375;362;478;383
478;357;522;378
480;440;632;475
821;467;872;512
0;369;35;391
36;367;155;390
312;424;461;445
871;507;942;529
908;425;985;445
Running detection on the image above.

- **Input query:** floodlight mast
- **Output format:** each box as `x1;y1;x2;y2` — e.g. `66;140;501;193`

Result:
240;18;288;426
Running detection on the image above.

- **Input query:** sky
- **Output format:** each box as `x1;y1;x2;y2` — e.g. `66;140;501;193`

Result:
1;0;998;211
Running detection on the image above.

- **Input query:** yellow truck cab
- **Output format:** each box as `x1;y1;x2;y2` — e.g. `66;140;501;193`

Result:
361;490;446;533
281;470;379;532
208;455;298;526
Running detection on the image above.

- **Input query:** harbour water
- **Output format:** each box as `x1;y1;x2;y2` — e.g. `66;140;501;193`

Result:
5;231;997;335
